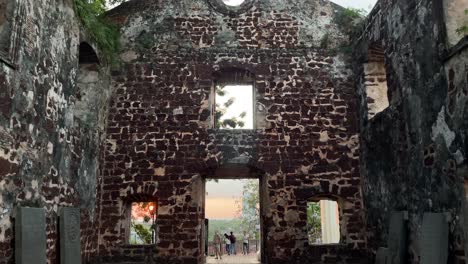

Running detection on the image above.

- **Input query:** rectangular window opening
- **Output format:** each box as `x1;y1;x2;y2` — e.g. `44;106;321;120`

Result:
215;85;254;129
129;201;158;245
307;200;340;245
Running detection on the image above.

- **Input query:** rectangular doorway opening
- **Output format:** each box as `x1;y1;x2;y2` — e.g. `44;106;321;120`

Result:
204;179;261;264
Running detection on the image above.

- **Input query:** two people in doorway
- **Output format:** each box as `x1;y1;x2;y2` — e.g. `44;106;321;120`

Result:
214;231;250;257
224;232;237;255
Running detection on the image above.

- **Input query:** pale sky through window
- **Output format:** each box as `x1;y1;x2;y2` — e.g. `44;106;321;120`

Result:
222;0;245;6
206;180;246;219
217;85;254;129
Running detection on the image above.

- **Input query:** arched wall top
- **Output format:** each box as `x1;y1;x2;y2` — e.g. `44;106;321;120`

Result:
206;0;256;16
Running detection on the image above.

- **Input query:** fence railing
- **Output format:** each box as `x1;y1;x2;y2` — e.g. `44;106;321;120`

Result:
206;240;259;256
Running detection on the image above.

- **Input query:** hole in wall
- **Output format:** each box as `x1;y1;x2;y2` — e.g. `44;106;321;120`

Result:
215;85;254;129
364;46;389;120
222;0;246;7
307;200;340;245
204;179;261;263
129;201;158;245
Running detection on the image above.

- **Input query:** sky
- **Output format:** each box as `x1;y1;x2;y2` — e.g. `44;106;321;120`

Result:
223;0;377;12
206;180;250;219
216;85;254;129
329;0;377;12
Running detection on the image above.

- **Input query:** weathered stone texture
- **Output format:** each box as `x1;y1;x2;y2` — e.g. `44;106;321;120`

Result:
100;1;365;263
356;0;468;263
0;1;112;264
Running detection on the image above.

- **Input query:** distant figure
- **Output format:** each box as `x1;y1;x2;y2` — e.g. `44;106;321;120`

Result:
213;231;223;260
242;231;250;255
229;231;237;255
224;233;231;255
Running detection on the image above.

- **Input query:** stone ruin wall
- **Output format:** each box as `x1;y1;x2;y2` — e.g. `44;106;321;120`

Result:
0;0;113;263
356;0;468;262
99;0;366;263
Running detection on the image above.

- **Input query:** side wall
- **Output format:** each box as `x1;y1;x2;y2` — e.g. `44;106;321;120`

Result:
357;0;468;262
0;1;111;263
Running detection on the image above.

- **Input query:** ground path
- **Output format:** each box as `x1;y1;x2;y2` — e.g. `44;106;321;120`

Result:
206;254;260;264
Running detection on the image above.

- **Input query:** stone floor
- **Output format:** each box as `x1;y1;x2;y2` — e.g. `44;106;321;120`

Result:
206;255;260;264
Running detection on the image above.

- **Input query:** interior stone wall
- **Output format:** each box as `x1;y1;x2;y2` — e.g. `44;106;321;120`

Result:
99;0;367;263
356;0;468;262
0;1;112;263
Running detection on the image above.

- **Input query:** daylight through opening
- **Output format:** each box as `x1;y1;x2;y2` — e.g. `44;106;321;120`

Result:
205;179;260;263
222;0;246;7
307;200;340;245
129;201;158;245
216;85;254;129
364;47;389;119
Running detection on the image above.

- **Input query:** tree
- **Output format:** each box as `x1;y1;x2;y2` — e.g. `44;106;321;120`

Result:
235;180;260;238
215;85;247;129
74;0;126;63
130;202;156;245
456;9;468;36
307;202;321;243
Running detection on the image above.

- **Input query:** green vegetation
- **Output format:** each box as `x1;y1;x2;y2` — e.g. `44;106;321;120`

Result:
208;219;244;242
74;0;125;63
237;180;260;238
307;202;321;243
329;8;367;55
215;85;247;129
131;223;153;244
333;7;367;37
129;202;156;245
456;9;468;36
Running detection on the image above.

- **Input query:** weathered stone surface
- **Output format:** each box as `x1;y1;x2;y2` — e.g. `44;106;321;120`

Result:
356;0;468;262
0;1;112;263
0;0;466;263
15;207;46;264
100;1;363;263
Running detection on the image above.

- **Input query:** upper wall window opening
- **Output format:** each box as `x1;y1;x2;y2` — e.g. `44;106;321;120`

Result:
364;47;389;120
307;200;340;245
215;84;254;129
129;201;158;245
222;0;246;7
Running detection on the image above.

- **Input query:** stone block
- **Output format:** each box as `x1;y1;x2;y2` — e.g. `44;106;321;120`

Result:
375;247;388;264
59;207;81;264
15;207;46;264
420;213;449;264
386;211;407;264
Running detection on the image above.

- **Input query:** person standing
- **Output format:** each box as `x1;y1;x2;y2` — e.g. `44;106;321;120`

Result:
213;231;223;260
224;233;231;255
242;231;250;255
229;231;237;255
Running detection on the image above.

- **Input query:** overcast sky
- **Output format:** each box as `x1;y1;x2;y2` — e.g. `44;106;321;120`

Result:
206;180;248;219
223;0;378;12
329;0;377;12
